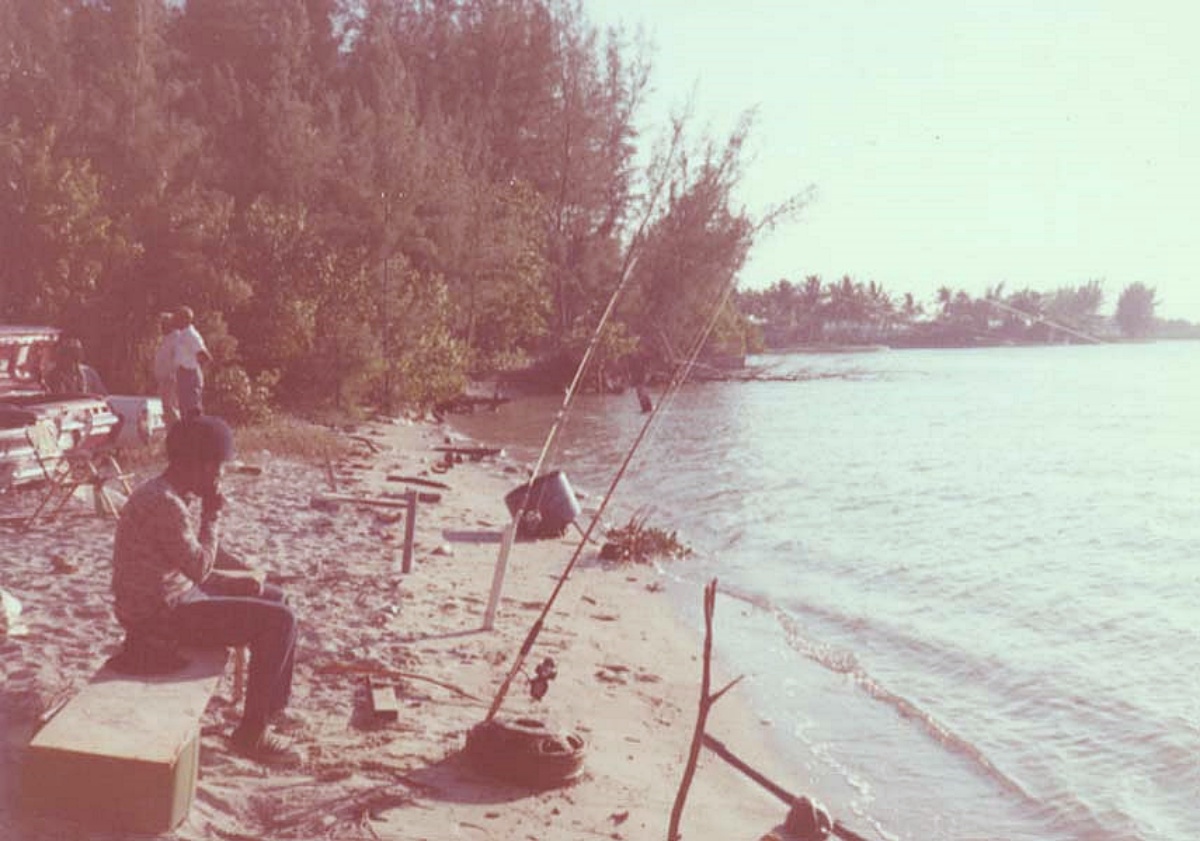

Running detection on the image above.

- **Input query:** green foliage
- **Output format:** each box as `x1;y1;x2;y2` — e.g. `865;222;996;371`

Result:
227;198;325;372
0;125;134;324
0;0;793;414
1115;283;1157;338
454;179;553;370
601;511;692;565
382;271;471;409
294;259;381;411
628;143;752;364
554;316;640;392
206;365;277;425
739;276;1139;348
620;111;805;371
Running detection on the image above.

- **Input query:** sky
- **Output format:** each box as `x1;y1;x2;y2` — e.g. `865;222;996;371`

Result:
585;0;1200;321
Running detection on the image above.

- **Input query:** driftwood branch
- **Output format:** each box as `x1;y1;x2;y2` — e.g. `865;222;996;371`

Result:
710;675;744;704
701;734;873;841
348;434;384;453
668;579;741;840
667;585;872;841
702;733;794;804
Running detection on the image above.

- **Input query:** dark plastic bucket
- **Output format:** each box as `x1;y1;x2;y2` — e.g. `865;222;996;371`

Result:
504;470;581;539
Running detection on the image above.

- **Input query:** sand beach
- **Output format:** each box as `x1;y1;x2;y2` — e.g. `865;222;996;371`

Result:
1;417;797;841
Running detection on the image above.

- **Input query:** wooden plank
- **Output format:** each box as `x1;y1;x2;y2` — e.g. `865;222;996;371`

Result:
313;491;439;510
31;647;227;761
482;524;516;631
313;493;408;509
400;490;417;574
432;446;502;459
323;451;338;491
24;647;228;833
442;529;505;544
385;475;451;490
367;677;399;722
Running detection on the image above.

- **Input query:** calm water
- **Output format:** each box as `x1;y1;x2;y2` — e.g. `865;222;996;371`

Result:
451;342;1200;841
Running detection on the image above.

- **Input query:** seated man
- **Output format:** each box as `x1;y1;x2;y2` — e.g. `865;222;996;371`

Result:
111;415;298;764
46;337;107;395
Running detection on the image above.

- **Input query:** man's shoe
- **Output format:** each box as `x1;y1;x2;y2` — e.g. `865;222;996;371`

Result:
230;728;302;768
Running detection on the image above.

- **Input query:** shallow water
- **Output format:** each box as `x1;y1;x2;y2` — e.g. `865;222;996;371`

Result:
451;342;1200;841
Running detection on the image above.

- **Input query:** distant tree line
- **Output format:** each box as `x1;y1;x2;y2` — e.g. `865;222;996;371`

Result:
736;276;1182;350
1;0;802;418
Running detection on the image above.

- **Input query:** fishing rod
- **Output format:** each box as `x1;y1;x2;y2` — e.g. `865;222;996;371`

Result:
505;127;686;537
636;275;740;459
484;267;741;722
979;298;1105;345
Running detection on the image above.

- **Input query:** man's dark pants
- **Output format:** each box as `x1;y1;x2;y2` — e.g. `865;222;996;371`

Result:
176;366;204;419
167;580;296;733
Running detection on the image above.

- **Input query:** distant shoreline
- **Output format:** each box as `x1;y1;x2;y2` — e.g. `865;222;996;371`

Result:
761;335;1200;353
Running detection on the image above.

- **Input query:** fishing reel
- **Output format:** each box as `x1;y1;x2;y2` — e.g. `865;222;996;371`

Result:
528;657;557;701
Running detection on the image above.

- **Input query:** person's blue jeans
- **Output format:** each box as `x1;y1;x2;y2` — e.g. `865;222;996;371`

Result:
168;580;296;733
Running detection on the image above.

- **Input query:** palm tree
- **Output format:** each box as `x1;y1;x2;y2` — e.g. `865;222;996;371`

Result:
936;286;953;317
799;275;825;341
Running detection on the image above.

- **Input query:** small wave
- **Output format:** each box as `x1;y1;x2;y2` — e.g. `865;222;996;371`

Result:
771;606;1035;799
713;583;1034;801
1029;787;1148;841
764;605;1160;841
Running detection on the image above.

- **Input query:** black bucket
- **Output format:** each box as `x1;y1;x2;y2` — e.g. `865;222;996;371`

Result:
504;470;581;539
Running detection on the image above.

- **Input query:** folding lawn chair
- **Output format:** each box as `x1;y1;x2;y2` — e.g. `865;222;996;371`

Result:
21;417;132;528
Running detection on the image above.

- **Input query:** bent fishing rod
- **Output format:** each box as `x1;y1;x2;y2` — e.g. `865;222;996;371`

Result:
506;124;687;535
489;162;676;718
484;270;740;722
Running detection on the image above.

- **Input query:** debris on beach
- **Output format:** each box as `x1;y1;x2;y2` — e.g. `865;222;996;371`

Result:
1;587;30;637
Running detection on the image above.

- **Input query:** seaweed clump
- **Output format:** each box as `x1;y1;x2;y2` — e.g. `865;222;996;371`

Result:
599;511;692;565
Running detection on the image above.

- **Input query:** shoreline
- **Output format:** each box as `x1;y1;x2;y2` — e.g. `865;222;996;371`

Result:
1;417;798;840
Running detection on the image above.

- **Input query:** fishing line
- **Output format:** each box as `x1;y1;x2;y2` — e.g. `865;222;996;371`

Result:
483;137;686;719
507;250;640;531
484;267;741;721
980;298;1105;345
507;131;683;533
634;271;741;463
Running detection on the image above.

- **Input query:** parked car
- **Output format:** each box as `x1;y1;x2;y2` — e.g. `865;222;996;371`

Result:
0;326;164;489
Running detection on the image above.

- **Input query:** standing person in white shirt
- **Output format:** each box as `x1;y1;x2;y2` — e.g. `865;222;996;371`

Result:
173;305;211;419
153;312;181;426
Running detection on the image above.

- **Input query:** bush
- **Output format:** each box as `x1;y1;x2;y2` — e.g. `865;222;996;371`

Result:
206;365;277;425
